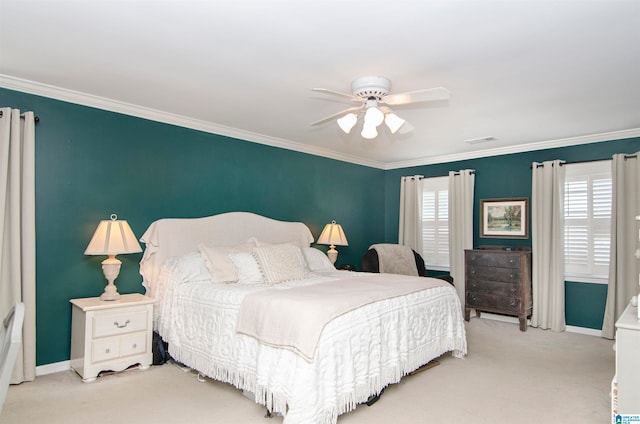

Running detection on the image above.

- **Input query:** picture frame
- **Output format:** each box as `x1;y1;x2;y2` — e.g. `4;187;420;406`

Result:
480;197;529;238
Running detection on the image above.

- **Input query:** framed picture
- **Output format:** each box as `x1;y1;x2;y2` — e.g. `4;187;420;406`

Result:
480;197;529;238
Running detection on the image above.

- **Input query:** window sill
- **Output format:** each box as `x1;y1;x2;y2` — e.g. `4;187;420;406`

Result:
564;275;608;284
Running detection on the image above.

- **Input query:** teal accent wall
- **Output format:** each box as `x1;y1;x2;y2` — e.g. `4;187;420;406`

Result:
1;88;386;366
2;85;638;366
565;281;608;329
384;137;640;330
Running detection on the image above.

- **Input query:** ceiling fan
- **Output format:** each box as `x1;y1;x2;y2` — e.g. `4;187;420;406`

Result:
310;76;450;139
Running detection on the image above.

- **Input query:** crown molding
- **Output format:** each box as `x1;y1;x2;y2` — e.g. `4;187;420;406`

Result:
2;74;637;171
383;128;640;170
0;74;387;169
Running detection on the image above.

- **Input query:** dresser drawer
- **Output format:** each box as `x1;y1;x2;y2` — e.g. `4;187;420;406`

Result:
92;308;148;338
467;292;521;313
466;252;521;269
467;266;521;283
467;279;520;296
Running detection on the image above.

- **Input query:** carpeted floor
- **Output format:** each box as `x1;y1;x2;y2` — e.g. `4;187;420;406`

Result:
1;317;615;423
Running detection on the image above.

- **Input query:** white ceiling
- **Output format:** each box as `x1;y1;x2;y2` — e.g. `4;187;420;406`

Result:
1;0;639;169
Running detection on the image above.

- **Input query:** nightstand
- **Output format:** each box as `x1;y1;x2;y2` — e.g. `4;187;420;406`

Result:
70;293;155;382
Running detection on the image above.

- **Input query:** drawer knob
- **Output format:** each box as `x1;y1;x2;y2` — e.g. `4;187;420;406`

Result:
132;343;137;349
105;348;110;354
510;300;516;306
113;319;131;329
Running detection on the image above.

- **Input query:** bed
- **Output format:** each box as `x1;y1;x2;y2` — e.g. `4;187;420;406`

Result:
139;212;467;424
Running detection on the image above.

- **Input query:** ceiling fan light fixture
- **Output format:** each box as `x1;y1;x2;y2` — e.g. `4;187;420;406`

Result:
361;122;378;139
337;113;358;133
363;105;384;127
384;113;406;134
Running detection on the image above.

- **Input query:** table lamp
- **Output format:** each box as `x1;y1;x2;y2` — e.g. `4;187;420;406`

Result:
317;220;348;265
84;214;142;300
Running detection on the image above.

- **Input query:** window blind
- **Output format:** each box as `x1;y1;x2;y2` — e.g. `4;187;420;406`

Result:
564;162;611;281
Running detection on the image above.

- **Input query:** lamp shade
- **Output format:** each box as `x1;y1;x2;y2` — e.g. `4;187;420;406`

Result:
317;220;348;247
337;113;358;133
361;122;378;140
363;106;384;127
85;214;142;256
384;112;406;133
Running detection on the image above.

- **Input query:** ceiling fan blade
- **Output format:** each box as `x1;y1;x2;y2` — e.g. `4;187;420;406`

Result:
382;87;450;106
312;88;362;103
309;106;362;126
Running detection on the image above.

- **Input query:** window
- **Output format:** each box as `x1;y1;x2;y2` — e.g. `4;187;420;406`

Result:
564;161;611;283
421;176;449;269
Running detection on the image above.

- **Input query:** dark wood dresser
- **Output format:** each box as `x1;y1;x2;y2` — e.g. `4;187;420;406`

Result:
464;246;532;331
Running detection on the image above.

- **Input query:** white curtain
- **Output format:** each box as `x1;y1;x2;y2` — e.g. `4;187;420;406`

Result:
448;170;475;309
0;108;36;383
398;175;423;253
602;152;639;339
531;160;566;332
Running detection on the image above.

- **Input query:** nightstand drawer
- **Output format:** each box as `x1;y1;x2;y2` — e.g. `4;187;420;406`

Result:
91;338;120;363
120;332;148;357
92;308;148;338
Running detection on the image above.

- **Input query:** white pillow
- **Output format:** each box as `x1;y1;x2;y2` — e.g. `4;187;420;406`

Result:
172;251;212;282
302;247;335;272
228;252;264;285
198;240;256;284
252;243;308;285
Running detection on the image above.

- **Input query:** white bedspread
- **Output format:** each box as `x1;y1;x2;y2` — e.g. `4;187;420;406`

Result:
237;275;450;362
155;258;467;424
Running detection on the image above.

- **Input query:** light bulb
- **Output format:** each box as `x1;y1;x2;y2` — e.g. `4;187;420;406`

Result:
364;106;384;127
337;113;358;133
384;113;406;133
361;122;378;139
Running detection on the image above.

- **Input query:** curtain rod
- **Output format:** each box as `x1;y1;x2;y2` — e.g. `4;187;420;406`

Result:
0;110;40;122
532;155;637;168
403;171;476;180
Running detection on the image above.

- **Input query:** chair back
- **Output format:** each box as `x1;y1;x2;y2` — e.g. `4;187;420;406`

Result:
0;303;25;414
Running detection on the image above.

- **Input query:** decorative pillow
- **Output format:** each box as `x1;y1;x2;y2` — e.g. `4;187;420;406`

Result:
302;247;335;272
252;243;308;285
197;241;256;284
173;251;212;282
228;252;264;285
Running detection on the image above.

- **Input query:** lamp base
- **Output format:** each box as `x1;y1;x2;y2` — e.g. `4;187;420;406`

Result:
327;245;338;265
100;283;120;301
100;257;122;301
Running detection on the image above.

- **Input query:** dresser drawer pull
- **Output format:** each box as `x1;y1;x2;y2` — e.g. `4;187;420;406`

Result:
510;287;516;292
132;343;137;349
113;319;130;329
105;348;110;354
510;300;516;306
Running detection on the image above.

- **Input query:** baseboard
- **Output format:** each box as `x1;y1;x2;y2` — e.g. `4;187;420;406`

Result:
36;360;70;376
476;313;602;337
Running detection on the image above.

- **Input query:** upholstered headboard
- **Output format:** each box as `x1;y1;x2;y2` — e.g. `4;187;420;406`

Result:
139;212;314;297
